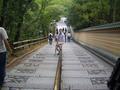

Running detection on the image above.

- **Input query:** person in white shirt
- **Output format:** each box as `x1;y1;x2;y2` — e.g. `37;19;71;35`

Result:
55;29;65;55
67;32;71;42
0;27;13;88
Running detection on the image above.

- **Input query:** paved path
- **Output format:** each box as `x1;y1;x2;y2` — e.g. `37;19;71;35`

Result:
2;42;112;90
62;42;112;90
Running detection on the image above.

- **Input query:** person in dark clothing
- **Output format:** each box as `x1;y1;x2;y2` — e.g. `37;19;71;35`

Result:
0;27;13;89
48;32;53;45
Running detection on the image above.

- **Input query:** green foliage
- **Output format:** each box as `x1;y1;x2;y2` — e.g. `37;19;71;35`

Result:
1;0;119;41
0;0;73;42
67;0;120;30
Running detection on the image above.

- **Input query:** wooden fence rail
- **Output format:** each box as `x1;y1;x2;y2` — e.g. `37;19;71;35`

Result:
11;37;47;52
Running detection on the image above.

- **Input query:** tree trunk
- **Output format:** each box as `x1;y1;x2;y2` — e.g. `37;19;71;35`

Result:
14;15;24;42
0;0;8;27
14;21;23;42
109;0;114;23
113;0;117;22
99;0;104;19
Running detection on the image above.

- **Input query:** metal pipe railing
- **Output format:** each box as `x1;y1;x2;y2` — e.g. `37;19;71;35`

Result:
53;50;62;90
80;22;120;31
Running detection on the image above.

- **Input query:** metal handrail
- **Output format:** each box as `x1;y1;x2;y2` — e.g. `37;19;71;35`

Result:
53;50;62;90
80;22;120;31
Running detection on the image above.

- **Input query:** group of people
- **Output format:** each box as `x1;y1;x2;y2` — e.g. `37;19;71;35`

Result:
48;28;71;55
0;27;13;89
0;27;71;89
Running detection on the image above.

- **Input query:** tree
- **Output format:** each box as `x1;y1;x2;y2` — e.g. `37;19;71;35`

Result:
0;0;74;36
67;0;120;30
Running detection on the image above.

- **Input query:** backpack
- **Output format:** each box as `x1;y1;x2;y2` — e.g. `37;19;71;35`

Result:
48;34;53;41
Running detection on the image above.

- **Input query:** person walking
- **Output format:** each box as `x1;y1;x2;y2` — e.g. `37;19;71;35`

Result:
67;32;71;42
54;31;58;42
55;29;65;55
48;32;53;45
0;27;13;89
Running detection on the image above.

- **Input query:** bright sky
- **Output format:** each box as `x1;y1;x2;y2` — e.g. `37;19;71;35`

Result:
56;17;67;30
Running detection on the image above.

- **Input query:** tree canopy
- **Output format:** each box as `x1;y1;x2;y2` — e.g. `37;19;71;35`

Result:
0;0;73;42
0;0;120;41
67;0;120;30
